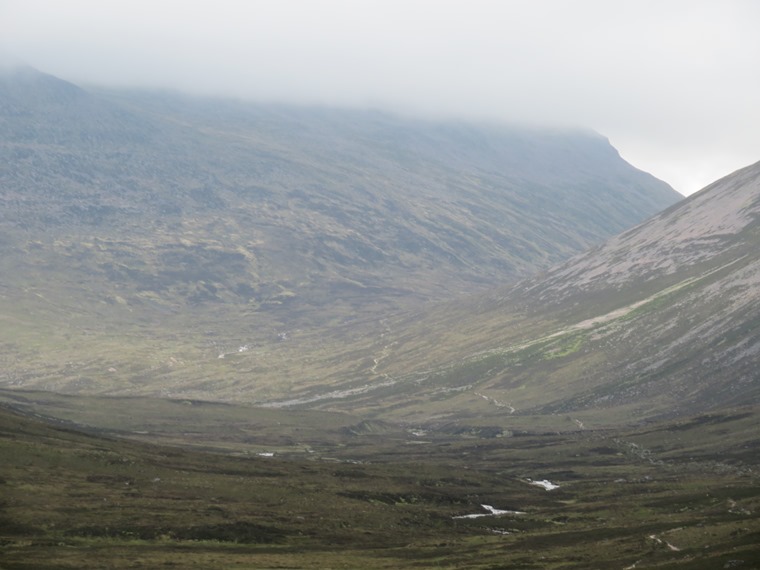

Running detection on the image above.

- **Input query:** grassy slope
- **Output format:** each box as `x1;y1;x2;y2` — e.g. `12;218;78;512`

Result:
1;401;759;569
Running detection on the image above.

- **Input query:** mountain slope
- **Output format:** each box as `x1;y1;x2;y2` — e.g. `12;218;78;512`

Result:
0;66;680;396
260;161;760;425
0;67;678;314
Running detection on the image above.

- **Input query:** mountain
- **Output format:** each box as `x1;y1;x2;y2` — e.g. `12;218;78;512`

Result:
280;160;760;426
0;66;679;396
5;66;760;570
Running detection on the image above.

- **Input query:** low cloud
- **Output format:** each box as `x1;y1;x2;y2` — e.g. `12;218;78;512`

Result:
2;0;758;194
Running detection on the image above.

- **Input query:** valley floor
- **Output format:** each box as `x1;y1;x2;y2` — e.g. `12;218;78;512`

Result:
1;396;759;569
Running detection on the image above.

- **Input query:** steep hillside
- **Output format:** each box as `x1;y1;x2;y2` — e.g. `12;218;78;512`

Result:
258;161;760;425
0;67;678;319
0;65;680;397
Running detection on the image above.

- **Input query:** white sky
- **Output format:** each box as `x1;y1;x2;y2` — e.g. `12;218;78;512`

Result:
2;0;759;195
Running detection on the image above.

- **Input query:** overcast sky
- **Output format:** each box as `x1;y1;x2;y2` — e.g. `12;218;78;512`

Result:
2;0;758;195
